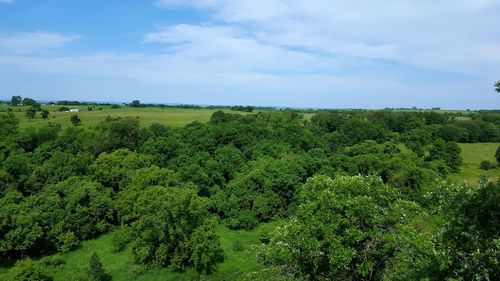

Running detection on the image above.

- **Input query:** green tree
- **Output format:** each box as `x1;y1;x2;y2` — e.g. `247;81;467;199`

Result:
41;110;50;120
95;117;141;152
0;112;19;138
22;97;38;107
90;149;153;191
25;107;36;119
130;186;224;272
259;175;437;280
427;139;462;172
130;100;141;107
439;179;499;280
189;219;225;274
2;259;53;281
495;80;500;93
88;252;109;281
70;115;81;126
10;95;22;106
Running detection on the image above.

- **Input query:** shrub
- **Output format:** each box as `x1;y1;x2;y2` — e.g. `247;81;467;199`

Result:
111;227;132;253
88;252;109;281
40;255;65;267
479;160;495;170
232;240;245;252
57;231;80;253
2;259;53;281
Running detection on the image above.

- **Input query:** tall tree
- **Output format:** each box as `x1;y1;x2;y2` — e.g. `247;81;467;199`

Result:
130;100;141;107
130;186;224;272
495;81;500;93
259;175;437;280
10;95;22;106
22;97;38;107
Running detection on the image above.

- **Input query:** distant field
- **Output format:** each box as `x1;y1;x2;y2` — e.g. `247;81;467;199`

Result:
451;143;500;184
1;104;315;129
2;105;226;129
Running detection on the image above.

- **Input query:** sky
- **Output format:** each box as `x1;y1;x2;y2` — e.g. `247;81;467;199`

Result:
0;0;499;109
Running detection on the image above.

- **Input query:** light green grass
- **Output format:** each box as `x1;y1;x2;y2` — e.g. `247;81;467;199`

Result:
41;224;264;281
3;104;315;129
450;142;500;184
5;105;228;129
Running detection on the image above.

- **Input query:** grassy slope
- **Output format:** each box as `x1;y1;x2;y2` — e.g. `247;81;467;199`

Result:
450;142;500;184
44;225;263;281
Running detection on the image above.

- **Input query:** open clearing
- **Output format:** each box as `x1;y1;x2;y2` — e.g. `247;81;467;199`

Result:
450;143;500;184
42;225;263;281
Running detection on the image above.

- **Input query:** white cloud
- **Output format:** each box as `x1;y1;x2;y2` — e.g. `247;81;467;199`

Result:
1;1;499;108
155;0;500;78
0;32;79;54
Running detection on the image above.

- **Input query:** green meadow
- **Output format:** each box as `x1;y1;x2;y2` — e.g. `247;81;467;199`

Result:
3;105;227;129
450;142;500;184
38;225;264;281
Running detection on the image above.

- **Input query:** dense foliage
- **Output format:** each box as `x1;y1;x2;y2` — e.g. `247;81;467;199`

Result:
0;108;499;279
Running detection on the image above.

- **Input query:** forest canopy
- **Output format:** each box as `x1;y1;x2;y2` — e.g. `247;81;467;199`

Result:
0;108;499;280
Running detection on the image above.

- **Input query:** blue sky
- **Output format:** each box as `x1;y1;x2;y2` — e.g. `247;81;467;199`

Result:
0;0;499;109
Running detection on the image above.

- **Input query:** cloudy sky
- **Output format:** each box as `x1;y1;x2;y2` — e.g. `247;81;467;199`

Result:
0;0;499;109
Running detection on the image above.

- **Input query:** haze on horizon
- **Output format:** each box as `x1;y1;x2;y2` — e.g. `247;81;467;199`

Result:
0;0;499;109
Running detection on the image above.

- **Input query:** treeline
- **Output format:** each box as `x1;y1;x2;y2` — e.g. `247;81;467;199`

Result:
0;109;498;280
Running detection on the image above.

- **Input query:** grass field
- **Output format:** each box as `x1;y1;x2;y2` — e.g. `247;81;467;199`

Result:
3;105;225;129
37;225;264;281
0;104;315;129
451;142;500;184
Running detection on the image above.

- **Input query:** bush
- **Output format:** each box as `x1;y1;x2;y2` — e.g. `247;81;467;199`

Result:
227;211;259;230
111;227;132;253
71;115;81;126
232;240;245;252
479;160;495;170
57;231;80;253
40;255;65;267
88;252;109;281
2;259;53;281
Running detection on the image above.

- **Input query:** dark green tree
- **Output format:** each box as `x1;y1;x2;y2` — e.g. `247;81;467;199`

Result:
70;115;81;126
25;107;36;119
41;110;50;120
495;81;500;93
130;186;224;272
2;259;53;281
88;252;109;281
22;97;38;107
130;100;141;107
10;95;22;106
427;139;462;172
95;117;141;152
